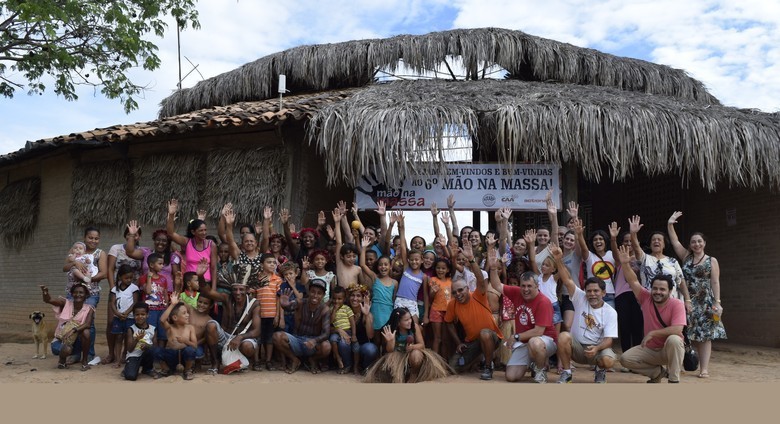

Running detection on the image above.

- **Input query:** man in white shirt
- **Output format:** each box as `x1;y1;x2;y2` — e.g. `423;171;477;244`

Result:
551;245;618;383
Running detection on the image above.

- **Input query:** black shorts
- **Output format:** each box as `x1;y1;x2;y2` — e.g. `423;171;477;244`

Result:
258;317;276;344
560;295;575;312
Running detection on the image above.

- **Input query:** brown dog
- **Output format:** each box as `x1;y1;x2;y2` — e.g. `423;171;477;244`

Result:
30;311;49;359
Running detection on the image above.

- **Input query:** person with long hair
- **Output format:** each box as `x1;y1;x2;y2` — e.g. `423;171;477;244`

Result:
668;211;726;378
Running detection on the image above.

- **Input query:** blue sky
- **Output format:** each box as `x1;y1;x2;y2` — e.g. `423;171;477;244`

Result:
2;0;778;241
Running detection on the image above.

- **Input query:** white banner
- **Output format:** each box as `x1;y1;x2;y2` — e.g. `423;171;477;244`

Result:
355;163;560;211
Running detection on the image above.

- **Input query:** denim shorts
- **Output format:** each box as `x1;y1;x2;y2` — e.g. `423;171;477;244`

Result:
148;309;168;341
552;302;563;325
286;333;317;357
110;317;134;335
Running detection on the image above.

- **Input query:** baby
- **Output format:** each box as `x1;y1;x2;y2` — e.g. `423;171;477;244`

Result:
67;241;98;285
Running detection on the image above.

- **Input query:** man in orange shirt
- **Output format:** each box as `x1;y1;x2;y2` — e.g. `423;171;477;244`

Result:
445;243;503;380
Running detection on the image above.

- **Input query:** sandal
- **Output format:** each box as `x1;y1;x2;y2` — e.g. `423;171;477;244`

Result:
337;367;349;375
81;364;91;372
183;369;194;380
253;363;264;372
266;362;277;371
285;359;301;374
206;368;218;375
698;371;710;378
57;363;67;369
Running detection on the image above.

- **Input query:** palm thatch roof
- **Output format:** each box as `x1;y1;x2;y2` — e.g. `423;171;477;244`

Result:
0;178;40;248
307;79;780;191
159;27;718;118
70;160;131;229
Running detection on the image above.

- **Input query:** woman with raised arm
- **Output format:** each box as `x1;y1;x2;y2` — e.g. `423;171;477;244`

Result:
576;219;616;309
628;215;691;307
558;202;583;332
667;211;726;378
222;204;265;287
166;199;218;289
607;221;644;365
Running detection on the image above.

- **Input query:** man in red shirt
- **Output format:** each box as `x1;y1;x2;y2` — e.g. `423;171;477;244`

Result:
488;253;558;383
616;245;686;383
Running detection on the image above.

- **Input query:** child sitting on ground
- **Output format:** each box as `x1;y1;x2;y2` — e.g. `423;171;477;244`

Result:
155;295;197;380
123;302;157;380
329;286;356;374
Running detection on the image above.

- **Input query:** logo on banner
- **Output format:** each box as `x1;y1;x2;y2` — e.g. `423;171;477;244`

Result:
482;194;496;207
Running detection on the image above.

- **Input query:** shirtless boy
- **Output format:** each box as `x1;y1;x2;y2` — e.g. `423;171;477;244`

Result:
156;295;197;380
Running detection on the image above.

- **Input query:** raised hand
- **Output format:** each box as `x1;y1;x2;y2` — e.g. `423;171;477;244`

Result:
289;223;296;234
317;210;327;227
500;207;512;220
360;297;371;315
395;210;405;225
197;209;207;221
566;201;579;219
616;245;631;263
301;256;310;270
485;233;497;248
381;325;396;342
628;215;643;234
460;240;474;261
332;208;343;223
440;211;450;226
447;194;455;209
325;225;335;239
431;202;439;216
487;247;500;269
361;234;372;248
523;229;536;247
196;258;209;276
545;190;556;214
263;206;273;220
376;200;386;216
668;211;683;225
608;222;620;239
254;221;262;236
337;200;348;215
573;218;585;236
279;208;290;224
223;207;236;225
501;252;511;266
167;198;179;216
351;202;359;217
550;244;563;259
126;220;140;236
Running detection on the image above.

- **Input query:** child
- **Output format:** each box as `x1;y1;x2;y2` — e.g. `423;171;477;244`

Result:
156;295;197;380
359;235;398;343
179;272;200;308
364;249;378;272
332;207;366;290
123;302;157;380
301;249;336;301
363;307;452;383
252;253;282;371
175;268;215;373
393;211;429;325
109;264;141;367
428;258;453;357
278;261;306;334
138;253;169;347
329;286;356;374
66;241;98;287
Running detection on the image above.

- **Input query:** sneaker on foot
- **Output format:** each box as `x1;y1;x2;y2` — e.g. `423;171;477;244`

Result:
531;363;548;384
646;367;667;383
594;366;607;383
480;366;494;381
557;369;572;384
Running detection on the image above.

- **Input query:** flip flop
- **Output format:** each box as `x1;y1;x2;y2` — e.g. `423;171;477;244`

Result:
81;364;91;372
266;362;278;371
57;363;67;369
337;367;349;374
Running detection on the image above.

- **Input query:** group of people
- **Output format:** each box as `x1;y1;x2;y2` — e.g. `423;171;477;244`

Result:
42;192;726;383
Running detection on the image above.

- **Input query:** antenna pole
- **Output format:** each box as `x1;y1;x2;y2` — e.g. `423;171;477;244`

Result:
177;21;182;90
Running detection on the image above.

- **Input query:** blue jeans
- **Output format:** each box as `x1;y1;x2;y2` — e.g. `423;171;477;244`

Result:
148;309;168;340
154;346;196;370
330;332;354;368
604;294;616;310
355;342;379;370
286;333;317;357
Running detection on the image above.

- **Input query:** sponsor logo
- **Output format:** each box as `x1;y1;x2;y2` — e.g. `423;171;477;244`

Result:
482;194;496;207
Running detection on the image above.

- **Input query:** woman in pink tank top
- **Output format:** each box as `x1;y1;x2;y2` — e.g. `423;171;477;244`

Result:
166;199;218;285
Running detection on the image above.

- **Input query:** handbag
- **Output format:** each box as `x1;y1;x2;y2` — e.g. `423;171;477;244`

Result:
652;302;699;371
220;297;256;375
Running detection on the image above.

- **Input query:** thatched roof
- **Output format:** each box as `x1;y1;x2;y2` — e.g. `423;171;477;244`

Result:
308;79;780;191
0;178;40;248
159;27;719;118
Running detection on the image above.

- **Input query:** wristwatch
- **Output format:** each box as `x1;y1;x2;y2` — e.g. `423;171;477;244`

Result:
514;334;520;341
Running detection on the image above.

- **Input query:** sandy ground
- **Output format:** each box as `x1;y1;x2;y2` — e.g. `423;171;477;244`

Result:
2;340;779;384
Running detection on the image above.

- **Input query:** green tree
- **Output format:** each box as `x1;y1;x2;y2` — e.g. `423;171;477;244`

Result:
0;0;199;112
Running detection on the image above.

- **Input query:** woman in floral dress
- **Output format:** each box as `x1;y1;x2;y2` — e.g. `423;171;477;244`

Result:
668;211;726;378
